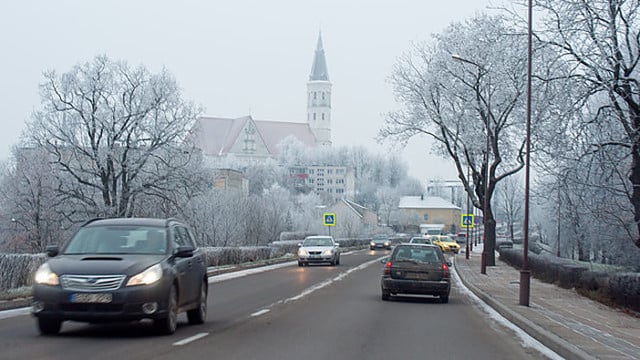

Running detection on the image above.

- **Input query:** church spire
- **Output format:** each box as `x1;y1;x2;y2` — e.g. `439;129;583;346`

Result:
309;32;330;81
307;31;332;146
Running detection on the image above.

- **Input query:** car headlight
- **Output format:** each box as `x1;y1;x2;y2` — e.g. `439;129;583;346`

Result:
370;241;375;246
384;242;390;246
34;263;59;286
298;248;307;256
126;263;163;286
323;248;334;255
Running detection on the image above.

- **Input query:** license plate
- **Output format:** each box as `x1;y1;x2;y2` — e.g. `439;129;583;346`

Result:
405;273;427;280
70;293;112;303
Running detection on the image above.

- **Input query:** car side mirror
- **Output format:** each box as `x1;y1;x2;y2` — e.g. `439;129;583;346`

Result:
297;243;302;247
45;245;59;257
380;257;388;264
334;243;340;248
446;261;452;267
174;245;194;258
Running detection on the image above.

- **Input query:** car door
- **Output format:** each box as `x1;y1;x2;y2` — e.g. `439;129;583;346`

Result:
170;225;200;305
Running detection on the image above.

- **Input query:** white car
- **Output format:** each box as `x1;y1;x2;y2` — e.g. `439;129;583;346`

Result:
297;235;340;266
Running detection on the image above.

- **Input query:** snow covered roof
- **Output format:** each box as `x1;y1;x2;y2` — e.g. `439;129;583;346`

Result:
191;115;317;156
398;196;461;210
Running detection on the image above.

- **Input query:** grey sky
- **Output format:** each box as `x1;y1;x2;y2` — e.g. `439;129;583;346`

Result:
0;0;496;183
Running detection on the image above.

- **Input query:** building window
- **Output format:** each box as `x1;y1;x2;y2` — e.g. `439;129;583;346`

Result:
313;113;316;120
314;92;317;99
322;92;325;100
322;113;325;120
423;214;429;221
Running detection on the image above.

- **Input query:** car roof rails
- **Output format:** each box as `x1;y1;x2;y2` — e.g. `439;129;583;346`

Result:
80;217;104;227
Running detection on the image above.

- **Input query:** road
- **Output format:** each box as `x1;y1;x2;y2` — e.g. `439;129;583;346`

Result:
0;249;551;360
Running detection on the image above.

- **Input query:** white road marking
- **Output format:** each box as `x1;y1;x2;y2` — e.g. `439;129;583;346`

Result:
0;307;31;320
251;309;270;317
172;332;209;346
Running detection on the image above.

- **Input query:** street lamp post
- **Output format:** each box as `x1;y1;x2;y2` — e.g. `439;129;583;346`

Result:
519;0;533;307
465;164;470;260
452;54;490;274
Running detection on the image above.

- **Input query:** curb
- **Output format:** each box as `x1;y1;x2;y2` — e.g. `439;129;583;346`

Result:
455;262;596;360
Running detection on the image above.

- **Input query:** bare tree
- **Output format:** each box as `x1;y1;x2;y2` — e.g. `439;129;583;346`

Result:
25;55;203;218
529;0;640;249
495;175;524;241
379;15;540;265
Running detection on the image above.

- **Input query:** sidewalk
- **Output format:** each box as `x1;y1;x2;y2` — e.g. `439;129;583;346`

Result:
454;244;640;360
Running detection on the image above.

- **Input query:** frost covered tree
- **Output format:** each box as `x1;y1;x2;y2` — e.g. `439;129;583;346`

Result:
378;14;565;265
24;55;203;218
525;0;640;249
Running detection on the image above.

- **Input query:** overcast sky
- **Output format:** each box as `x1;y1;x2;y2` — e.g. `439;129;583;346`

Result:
0;0;498;183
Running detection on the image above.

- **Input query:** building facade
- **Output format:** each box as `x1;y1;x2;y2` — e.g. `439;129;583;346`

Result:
287;165;355;198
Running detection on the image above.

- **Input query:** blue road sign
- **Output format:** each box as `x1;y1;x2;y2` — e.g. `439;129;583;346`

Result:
461;214;475;228
323;213;336;226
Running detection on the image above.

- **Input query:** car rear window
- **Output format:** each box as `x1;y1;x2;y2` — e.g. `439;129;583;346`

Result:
393;246;441;263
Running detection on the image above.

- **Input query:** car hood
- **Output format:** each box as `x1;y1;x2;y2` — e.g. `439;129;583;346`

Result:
47;254;166;276
372;239;389;244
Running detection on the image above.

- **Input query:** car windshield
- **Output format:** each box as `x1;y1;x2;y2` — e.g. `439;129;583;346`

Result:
303;237;333;247
393;246;440;263
63;226;168;255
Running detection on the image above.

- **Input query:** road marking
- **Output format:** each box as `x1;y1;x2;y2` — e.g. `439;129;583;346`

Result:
173;332;209;346
251;309;270;317
0;307;31;320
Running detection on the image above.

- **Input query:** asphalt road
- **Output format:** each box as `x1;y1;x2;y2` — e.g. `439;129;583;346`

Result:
0;249;550;360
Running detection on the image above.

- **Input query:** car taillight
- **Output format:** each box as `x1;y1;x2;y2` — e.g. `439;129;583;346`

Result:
383;261;392;276
442;263;450;278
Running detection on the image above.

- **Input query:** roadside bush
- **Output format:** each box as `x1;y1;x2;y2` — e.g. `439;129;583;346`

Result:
0;253;47;291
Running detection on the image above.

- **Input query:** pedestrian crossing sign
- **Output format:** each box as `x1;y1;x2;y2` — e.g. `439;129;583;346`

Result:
323;213;336;226
461;214;474;228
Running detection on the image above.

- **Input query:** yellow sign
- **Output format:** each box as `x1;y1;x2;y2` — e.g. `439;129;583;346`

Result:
460;214;474;228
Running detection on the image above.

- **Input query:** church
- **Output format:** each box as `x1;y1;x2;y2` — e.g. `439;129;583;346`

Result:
191;32;333;161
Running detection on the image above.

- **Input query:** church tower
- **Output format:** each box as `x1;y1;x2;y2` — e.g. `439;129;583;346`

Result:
307;32;332;146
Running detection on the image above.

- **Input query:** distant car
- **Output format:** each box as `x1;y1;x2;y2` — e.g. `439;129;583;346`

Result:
31;217;208;335
380;243;451;303
409;236;433;245
496;236;514;249
370;234;391;250
430;234;461;254
297;235;340;266
454;232;468;246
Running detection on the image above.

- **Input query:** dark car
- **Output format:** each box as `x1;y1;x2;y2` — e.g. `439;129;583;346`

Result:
370;234;391;250
31;217;208;335
380;243;451;303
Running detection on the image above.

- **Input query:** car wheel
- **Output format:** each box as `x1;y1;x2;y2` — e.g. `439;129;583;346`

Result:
187;280;207;325
381;289;391;301
336;256;340;265
37;317;61;335
440;294;449;303
298;261;303;267
155;284;178;335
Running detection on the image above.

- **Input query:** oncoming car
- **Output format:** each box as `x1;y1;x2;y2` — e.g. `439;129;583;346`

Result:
370;234;391;250
297;235;340;266
31;217;208;335
380;243;451;303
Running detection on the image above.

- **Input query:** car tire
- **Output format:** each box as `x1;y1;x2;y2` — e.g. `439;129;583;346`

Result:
298;261;304;267
187;280;207;325
37;317;61;335
336;256;340;265
155;284;178;335
440;294;449;303
381;290;391;301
